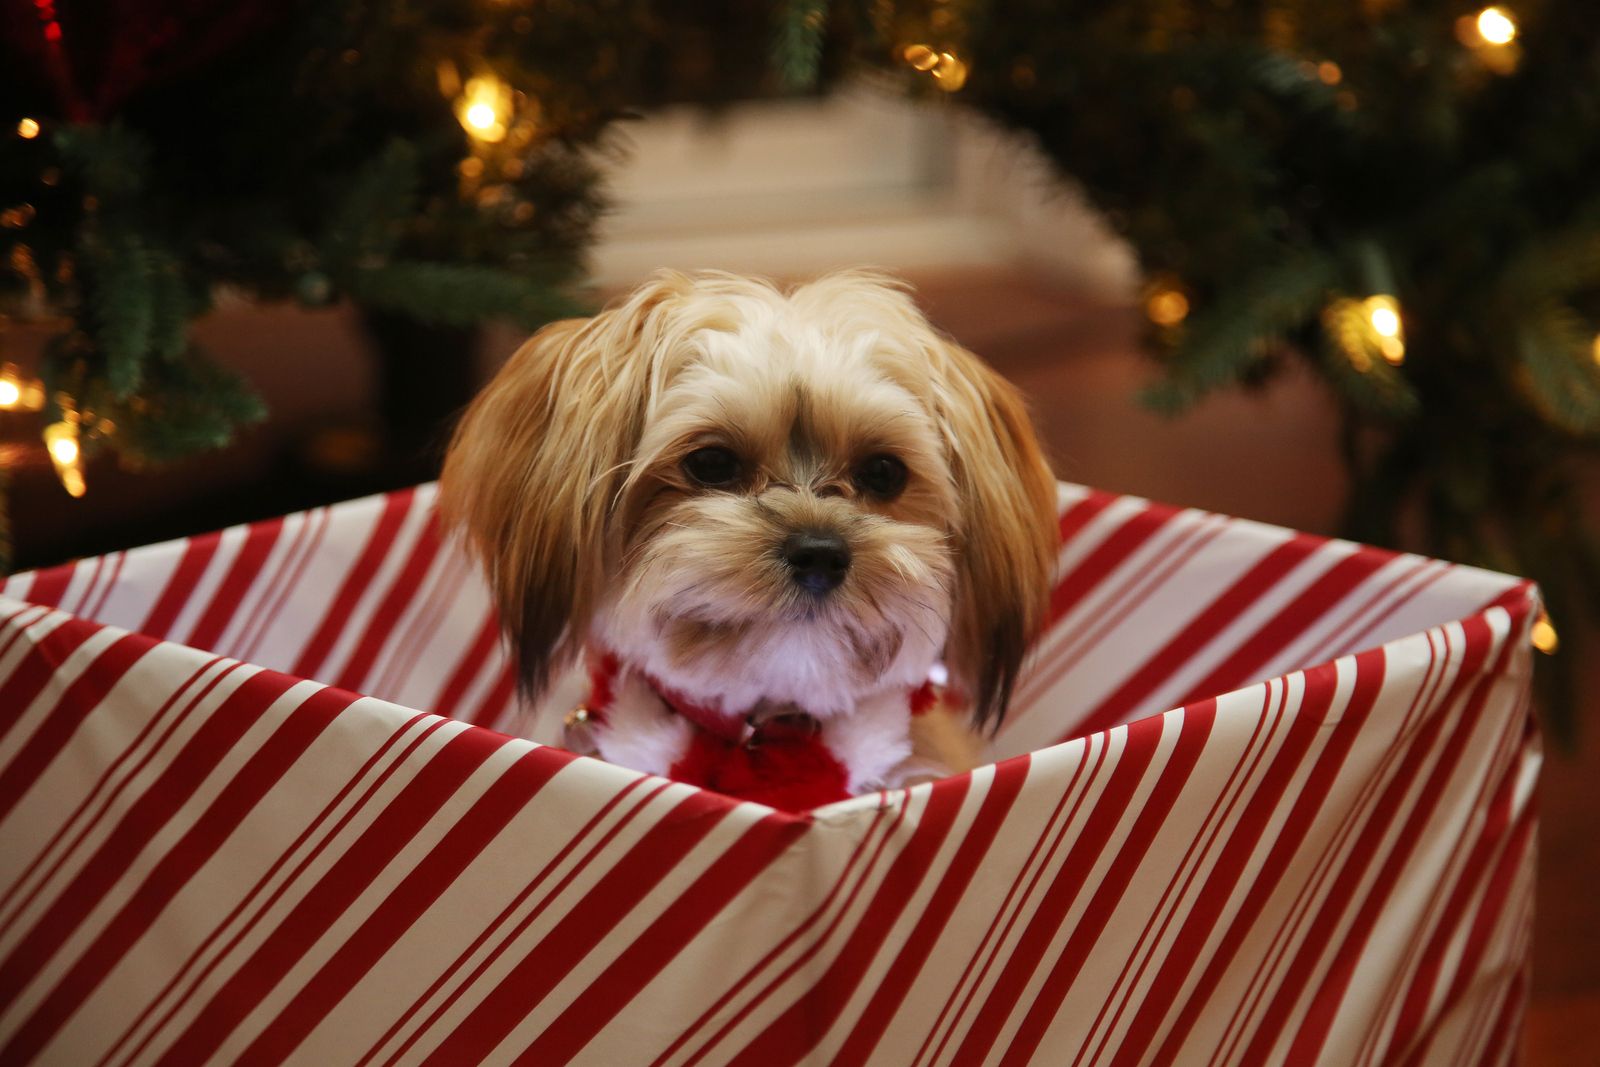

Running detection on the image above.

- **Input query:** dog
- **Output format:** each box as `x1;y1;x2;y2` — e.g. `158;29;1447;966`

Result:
439;270;1058;809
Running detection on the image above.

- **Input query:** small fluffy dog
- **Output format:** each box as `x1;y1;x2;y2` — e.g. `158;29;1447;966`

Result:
440;270;1057;809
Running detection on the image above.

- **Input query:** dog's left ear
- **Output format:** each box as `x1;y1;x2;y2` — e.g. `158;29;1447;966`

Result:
927;338;1059;731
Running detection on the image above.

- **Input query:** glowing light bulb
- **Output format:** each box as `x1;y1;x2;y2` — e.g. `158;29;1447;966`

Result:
902;44;939;72
1369;305;1400;338
454;76;511;143
1476;6;1517;45
17;118;39;139
1146;287;1190;327
1531;612;1558;654
1363;295;1406;364
45;424;79;466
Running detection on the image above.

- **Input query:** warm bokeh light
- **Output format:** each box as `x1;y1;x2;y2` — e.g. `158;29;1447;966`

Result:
17;118;40;139
932;52;969;92
60;466;86;497
0;378;18;409
1591;333;1600;365
45;423;79;466
1531;612;1559;654
455;75;511;143
1146;288;1190;326
1363;295;1406;364
1476;6;1518;46
902;44;938;72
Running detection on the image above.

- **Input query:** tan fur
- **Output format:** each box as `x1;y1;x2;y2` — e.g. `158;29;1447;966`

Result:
439;269;1057;735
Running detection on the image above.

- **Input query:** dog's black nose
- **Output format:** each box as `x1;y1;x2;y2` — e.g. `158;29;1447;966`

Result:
782;532;851;594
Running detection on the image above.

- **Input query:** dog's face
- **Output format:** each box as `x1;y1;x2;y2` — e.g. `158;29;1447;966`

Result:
440;271;1058;726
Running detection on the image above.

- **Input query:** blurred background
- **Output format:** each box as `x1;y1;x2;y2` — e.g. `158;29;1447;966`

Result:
1;2;1596;1059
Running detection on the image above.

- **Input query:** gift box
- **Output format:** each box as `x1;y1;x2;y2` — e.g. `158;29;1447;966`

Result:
0;482;1538;1065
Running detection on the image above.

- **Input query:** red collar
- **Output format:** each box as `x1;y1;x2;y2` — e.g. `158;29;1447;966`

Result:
585;648;757;743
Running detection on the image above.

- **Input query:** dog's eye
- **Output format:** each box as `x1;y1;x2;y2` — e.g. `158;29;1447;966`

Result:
682;446;742;487
853;454;908;500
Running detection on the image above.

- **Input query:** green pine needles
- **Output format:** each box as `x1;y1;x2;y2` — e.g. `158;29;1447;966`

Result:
782;0;1600;738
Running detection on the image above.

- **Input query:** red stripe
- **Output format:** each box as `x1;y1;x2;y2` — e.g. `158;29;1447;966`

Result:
1472;952;1528;1067
915;737;1104;1067
1054;489;1119;547
0;668;306;1064
1239;618;1498;1064
648;802;897;1067
0;630;153;824
1072;533;1325;737
430;614;501;720
1301;558;1437;666
0;613;102;747
470;660;518;729
1398;806;1536;1067
99;711;437;1067
1171;546;1394;711
723;777;973;1067
1072;682;1289;1067
292;488;417;680
998;700;1216;1065
359;775;657;1067
373;778;676;1067
332;517;443;693
371;553;464;699
830;759;1033;1066
242;507;330;661
0;602;48;665
1015;514;1224;727
67;554;104;615
944;712;1166;1064
237;744;577;1065
1045;500;1180;630
512;811;810;1064
234;509;322;662
678;795;913;1067
1106;659;1344;1065
183;518;285;653
150;722;511;1066
419;788;738;1065
140;535;222;640
83;552;125;622
1355;700;1530;1066
24;561;74;608
0;657;231;938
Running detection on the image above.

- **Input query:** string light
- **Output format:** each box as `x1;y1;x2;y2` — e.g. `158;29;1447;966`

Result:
1475;6;1518;46
1363;294;1406;364
454;75;511;143
1146;283;1190;326
1530;611;1558;654
901;44;969;92
0;364;43;412
16;118;39;139
43;419;86;497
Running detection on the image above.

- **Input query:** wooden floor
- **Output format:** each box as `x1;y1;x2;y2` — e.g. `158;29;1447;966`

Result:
6;265;1597;1061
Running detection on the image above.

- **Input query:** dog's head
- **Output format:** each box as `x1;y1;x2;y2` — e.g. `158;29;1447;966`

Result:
440;270;1057;726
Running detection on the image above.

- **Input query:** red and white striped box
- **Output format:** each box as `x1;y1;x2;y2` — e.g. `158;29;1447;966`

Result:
0;482;1538;1065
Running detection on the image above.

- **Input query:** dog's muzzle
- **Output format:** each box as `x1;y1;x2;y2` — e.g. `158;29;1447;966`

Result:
782;531;850;595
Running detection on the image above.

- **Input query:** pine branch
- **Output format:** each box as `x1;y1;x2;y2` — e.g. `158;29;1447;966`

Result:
1143;250;1338;412
321;140;422;272
775;0;830;92
348;261;585;329
1516;302;1600;436
103;349;266;464
80;227;156;399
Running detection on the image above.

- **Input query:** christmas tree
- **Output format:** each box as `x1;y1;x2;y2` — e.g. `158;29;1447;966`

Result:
785;0;1599;737
0;0;797;567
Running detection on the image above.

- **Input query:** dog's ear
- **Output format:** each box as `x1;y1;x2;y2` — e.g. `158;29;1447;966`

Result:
926;338;1059;731
439;273;690;698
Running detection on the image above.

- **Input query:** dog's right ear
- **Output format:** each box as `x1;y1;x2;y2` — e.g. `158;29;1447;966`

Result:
439;273;690;698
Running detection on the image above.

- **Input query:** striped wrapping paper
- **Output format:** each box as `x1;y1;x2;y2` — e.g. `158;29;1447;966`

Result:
0;482;1538;1066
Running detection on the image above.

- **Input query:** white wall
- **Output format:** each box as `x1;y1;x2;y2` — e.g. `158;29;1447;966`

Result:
589;84;1138;299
